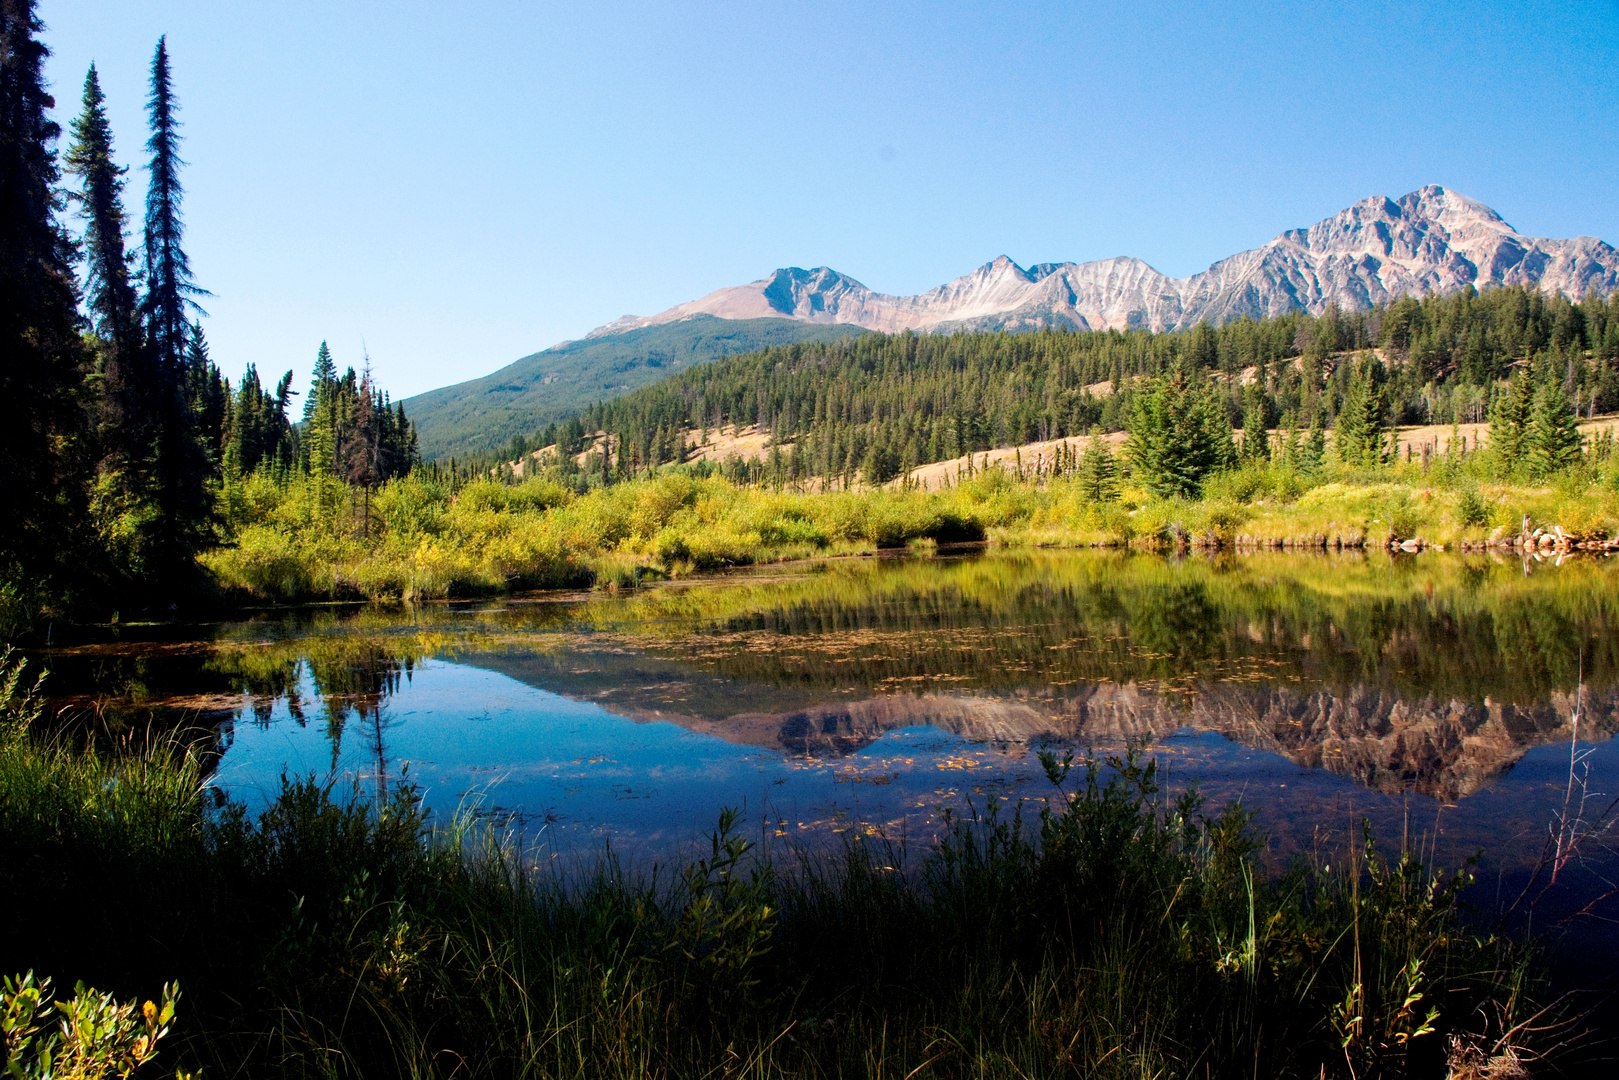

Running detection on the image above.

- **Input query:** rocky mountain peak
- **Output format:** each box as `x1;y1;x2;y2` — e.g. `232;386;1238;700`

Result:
581;188;1617;340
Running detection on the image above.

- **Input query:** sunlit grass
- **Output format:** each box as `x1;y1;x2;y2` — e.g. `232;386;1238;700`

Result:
204;453;1619;607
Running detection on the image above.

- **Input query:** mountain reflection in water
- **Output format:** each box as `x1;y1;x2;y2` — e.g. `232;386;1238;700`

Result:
38;551;1619;877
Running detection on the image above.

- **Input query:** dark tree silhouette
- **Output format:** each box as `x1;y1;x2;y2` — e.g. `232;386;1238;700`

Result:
138;35;213;565
0;0;91;602
141;36;204;373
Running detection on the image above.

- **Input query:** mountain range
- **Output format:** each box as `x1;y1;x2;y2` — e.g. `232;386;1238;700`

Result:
405;185;1619;458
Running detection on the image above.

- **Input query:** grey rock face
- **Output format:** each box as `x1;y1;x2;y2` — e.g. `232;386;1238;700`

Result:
591;186;1618;338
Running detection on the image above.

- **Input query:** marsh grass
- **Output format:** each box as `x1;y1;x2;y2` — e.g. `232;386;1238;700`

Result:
203;453;1619;606
0;636;1561;1079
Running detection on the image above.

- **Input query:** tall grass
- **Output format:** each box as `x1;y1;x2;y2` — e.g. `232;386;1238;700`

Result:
203;452;1619;606
0;644;1558;1078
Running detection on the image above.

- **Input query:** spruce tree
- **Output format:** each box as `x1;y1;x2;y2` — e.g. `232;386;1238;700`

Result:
1239;381;1270;462
141;36;204;374
303;341;338;474
137;36;212;570
187;320;226;468
1125;366;1226;499
64;65;139;354
1486;371;1533;477
65;62;168;556
1333;354;1389;469
1077;428;1119;503
1525;380;1582;479
0;0;91;604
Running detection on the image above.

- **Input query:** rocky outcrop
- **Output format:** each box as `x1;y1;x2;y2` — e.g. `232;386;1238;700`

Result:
590;187;1618;338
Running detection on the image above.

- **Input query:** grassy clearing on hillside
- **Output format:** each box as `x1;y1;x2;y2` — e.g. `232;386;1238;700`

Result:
204;449;1619;604
0;647;1556;1079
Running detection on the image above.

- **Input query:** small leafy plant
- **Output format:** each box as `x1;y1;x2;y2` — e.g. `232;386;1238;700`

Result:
0;972;185;1080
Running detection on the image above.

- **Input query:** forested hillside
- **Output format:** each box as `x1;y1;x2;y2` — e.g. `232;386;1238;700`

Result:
404;314;869;459
551;286;1619;487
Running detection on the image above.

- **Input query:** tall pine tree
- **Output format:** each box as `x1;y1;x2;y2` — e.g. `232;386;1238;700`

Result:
303;341;338;474
0;0;91;610
65;62;155;499
1487;370;1533;478
142;37;203;373
1076;428;1119;503
1125;365;1231;499
64;65;139;353
139;36;212;562
1333;354;1390;469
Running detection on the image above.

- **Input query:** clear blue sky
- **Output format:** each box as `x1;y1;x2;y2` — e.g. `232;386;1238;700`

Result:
38;0;1619;401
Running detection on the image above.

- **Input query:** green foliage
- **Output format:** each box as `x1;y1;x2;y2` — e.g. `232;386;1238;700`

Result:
1527;379;1584;480
1239;378;1272;462
0;973;184;1080
63;65;139;355
1457;487;1492;528
0;0;96;620
1126;366;1234;498
1076;428;1120;503
204;446;1619;605
1333;353;1390;468
1489;370;1534;477
299;342;416;484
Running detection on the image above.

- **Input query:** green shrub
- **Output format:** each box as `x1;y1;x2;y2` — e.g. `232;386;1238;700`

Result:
1457;488;1492;529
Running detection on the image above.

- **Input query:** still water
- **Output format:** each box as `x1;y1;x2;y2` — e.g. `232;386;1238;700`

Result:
39;549;1619;926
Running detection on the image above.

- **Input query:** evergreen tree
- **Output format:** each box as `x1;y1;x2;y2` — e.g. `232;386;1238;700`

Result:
64;65;139;354
1125;366;1228;499
1303;407;1328;472
1239;381;1270;462
1486;371;1533;477
141;36;204;374
222;363;297;477
1525;379;1582;479
1076;428;1119;503
137;36;211;569
303;341;338;474
0;0;92;603
187;321;227;468
295;342;413;483
1333;354;1389;468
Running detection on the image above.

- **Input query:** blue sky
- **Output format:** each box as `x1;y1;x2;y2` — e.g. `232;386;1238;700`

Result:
39;0;1619;400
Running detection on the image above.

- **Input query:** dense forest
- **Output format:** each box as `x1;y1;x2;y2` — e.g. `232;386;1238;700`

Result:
533;286;1619;488
0;5;414;629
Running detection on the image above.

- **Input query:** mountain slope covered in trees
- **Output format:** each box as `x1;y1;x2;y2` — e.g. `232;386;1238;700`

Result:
551;286;1619;489
403;315;868;459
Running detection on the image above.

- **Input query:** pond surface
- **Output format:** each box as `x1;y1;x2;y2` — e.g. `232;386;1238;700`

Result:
37;549;1619;939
